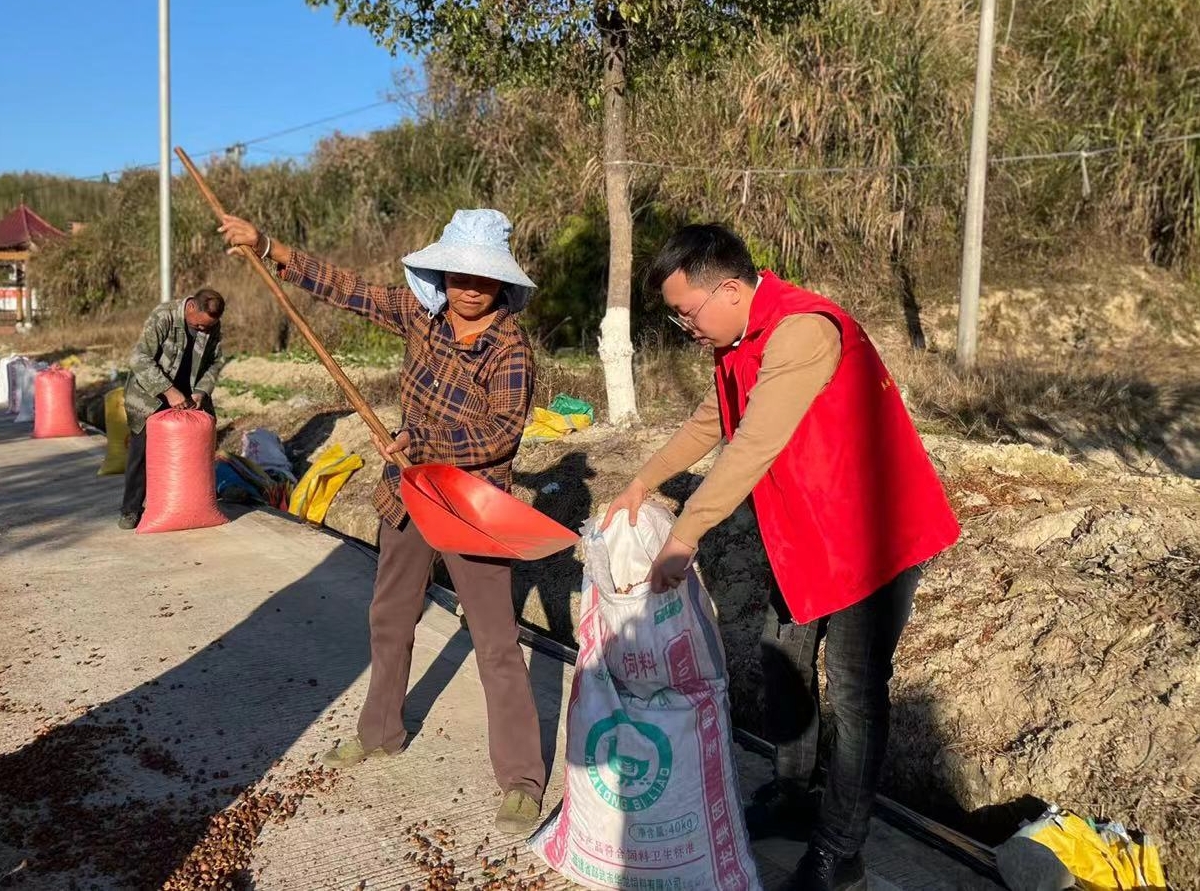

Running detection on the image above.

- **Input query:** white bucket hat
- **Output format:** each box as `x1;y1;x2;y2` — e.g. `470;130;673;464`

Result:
402;209;536;315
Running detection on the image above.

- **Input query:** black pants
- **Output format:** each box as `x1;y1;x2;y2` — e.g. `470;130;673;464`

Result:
761;568;919;857
121;427;148;516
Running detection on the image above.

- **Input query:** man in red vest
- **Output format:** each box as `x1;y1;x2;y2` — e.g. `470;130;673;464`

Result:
604;224;960;891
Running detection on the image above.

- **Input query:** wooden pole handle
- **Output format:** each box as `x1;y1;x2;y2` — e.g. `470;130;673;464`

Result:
174;146;409;470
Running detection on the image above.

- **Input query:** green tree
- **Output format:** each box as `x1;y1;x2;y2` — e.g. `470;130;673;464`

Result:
306;0;813;423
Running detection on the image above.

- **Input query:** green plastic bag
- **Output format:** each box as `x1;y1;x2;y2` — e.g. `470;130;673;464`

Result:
548;394;595;423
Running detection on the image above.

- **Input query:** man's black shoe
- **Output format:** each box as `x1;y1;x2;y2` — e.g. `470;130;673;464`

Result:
785;841;866;891
743;778;819;841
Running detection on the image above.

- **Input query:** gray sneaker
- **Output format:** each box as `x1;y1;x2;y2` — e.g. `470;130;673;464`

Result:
494;789;542;835
318;735;403;769
118;512;140;530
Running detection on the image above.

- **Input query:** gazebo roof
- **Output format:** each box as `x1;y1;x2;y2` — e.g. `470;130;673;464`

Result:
0;204;66;252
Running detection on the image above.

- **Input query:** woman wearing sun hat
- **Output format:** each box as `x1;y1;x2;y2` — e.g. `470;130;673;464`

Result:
219;209;545;834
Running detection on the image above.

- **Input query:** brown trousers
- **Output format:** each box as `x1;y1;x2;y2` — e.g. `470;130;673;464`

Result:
357;519;546;799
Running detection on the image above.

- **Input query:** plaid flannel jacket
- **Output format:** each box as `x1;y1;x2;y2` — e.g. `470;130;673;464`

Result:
278;250;534;529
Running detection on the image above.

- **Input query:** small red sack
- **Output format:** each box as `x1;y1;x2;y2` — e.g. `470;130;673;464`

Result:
137;409;228;534
32;367;85;438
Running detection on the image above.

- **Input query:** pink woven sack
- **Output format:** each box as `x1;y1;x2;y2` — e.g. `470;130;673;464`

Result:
32;367;85;438
137;409;228;534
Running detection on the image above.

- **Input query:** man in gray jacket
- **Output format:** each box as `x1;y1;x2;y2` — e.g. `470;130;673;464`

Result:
119;290;227;529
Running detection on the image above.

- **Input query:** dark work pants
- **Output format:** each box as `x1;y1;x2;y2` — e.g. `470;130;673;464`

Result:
120;427;148;516
761;568;919;857
357;518;546;800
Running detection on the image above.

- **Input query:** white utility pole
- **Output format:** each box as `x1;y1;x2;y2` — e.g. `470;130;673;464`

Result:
957;0;997;371
158;0;172;304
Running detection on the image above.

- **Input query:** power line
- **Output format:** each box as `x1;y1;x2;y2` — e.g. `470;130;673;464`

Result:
605;130;1200;178
9;121;1199;202
245;145;310;159
237;99;393;148
609;159;948;176
8;97;408;194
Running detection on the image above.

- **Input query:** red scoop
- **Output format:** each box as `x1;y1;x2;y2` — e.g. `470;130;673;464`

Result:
401;464;579;561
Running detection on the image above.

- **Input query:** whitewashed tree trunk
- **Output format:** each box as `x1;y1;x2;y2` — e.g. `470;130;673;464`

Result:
598;14;639;426
598;306;637;423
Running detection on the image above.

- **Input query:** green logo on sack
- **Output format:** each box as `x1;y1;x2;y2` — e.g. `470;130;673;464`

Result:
584;711;673;812
653;597;683;625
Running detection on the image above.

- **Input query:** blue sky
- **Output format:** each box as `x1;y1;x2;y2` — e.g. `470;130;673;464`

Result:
1;1;421;178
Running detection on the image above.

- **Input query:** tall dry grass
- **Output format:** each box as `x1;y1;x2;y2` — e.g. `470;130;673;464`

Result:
18;0;1200;354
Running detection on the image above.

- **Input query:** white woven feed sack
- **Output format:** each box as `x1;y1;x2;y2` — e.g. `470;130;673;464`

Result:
532;502;761;891
241;428;296;482
0;355;16;411
14;360;43;423
4;356;26;415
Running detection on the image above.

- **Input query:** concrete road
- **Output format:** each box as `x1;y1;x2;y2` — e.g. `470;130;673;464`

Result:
0;419;995;890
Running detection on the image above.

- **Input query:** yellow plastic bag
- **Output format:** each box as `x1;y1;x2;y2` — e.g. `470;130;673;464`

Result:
98;388;129;476
288;443;364;524
1005;809;1166;891
522;407;593;443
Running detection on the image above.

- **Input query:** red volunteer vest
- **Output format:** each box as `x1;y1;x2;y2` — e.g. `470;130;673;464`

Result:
714;272;960;623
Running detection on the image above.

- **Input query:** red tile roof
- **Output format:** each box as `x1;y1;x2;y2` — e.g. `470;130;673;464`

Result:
0;204;67;251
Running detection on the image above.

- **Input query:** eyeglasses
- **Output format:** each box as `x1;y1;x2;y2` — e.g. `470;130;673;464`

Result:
667;280;729;333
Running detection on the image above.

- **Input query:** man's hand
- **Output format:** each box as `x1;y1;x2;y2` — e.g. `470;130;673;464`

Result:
601;479;649;530
371;430;412;464
647;536;696;594
188;391;206;410
164;387;189;409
